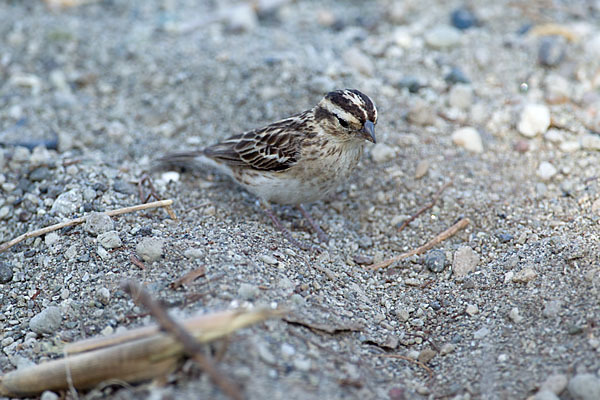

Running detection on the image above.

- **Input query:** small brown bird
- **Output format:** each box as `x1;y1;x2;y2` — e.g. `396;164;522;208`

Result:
157;89;377;250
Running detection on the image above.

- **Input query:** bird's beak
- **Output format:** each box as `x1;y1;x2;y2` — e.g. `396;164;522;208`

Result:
361;120;376;143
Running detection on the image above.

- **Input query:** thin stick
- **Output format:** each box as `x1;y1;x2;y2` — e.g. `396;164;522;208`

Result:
121;280;243;400
0;199;174;253
369;218;470;271
397;182;452;233
377;354;434;378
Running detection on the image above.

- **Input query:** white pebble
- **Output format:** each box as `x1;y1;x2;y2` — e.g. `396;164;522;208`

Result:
537;161;558;181
342;47;374;76
224;4;258;32
161;171;180;182
260;254;278;265
452;246;479;277
452;127;483;153
473;326;490;339
136;237;165;262
84;212;114;236
30;306;62;334
98;231;122;249
534;390;560;400
448;84;473;109
540;373;568;395
44;232;60;247
370;143;396;163
425;25;462;49
518;104;551;137
508;307;523;323
568;374;600;400
465;304;478;316
581;134;600;150
512;267;537;283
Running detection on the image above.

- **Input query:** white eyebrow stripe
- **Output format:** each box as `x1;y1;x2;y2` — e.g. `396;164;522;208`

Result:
320;98;361;123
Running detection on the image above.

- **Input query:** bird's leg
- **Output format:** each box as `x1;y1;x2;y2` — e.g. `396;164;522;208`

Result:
297;204;330;244
259;201;318;251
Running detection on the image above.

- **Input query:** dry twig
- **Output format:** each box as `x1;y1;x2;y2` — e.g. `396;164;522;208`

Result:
0;306;275;397
397;182;452;233
0;199;175;253
170;266;207;289
369;218;470;271
121;280;243;400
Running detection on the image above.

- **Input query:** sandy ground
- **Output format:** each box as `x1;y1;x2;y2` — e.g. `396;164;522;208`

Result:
1;1;600;399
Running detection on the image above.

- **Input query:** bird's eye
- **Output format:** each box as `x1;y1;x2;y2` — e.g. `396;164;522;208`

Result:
336;116;349;128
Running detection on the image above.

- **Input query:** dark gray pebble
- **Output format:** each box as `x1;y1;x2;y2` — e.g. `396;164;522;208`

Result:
425;249;446;272
451;7;477;30
445;67;470;84
538;36;566;67
0;262;14;283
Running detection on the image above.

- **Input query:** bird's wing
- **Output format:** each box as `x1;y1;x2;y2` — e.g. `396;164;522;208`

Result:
204;116;306;172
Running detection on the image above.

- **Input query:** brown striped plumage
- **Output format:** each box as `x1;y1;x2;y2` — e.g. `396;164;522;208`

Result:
157;89;377;249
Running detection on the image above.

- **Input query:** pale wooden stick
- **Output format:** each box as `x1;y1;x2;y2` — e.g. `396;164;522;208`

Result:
0;199;174;253
0;307;278;397
369;218;470;271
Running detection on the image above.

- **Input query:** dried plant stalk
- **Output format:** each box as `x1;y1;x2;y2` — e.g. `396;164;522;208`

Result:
0;308;278;397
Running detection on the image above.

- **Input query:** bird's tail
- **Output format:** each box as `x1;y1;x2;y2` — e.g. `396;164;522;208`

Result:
152;150;206;172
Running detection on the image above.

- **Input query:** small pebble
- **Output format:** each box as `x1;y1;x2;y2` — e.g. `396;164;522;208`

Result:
448;84;473;109
534;390;560;400
452;127;483;153
473;326;490;339
512;267;537;283
417;348;436;363
40;391;60;400
537;161;558;181
293;357;311;371
445;67;470;84
538;36;566;67
581;134;600;151
591;199;600;215
440;343;456;355
568;374;600;400
540;373;568;395
450;7;478;30
238;283;259;299
425;25;462;49
518;104;551;137
425;249;446;272
30;306;62;335
370;143;396;163
466;304;478;316
0;262;14;283
414;160;429;179
452;246;479;277
397;76;423;93
224;3;258;32
136;237;165;262
84;212;114;236
96;287;111;305
184;248;204;258
45;232;60;247
497;232;513;243
259;254;278;265
50;189;82;215
542;300;562;318
98;230;122;249
508;307;523;323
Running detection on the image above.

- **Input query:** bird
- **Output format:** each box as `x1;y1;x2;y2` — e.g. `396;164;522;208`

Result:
156;89;378;250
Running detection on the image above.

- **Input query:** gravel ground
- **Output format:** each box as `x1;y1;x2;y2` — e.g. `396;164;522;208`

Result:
1;1;600;399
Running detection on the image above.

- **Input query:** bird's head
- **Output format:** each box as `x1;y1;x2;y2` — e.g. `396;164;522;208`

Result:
315;89;378;143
